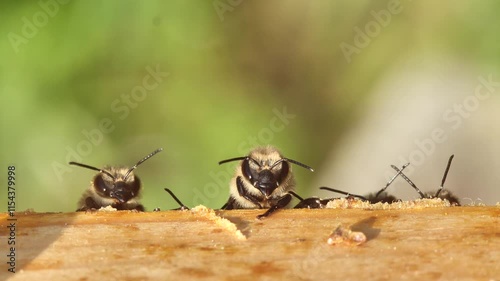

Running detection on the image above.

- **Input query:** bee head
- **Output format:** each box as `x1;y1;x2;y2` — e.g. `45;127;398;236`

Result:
93;167;142;203
70;148;163;204
241;157;288;197
219;146;314;198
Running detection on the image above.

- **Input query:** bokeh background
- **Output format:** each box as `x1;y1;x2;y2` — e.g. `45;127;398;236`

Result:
1;0;499;212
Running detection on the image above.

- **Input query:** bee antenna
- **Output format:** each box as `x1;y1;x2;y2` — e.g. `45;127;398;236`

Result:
320;186;368;200
288;191;305;201
218;156;248;165
164;188;188;210
69;162;115;180
390;164;426;198
279;158;314;172
124;148;163;179
219;156;262;167
375;163;410;198
436;154;455;197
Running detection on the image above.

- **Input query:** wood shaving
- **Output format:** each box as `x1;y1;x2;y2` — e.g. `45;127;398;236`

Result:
190;205;247;240
327;224;366;246
98;206;118;212
326;197;452;210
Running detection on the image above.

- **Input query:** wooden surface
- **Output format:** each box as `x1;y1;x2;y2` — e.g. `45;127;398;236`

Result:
1;206;499;281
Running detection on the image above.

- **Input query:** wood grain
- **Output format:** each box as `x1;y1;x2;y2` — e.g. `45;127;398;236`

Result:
1;206;499;281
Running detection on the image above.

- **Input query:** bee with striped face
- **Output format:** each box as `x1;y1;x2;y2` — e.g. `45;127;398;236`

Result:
219;146;314;219
70;148;163;211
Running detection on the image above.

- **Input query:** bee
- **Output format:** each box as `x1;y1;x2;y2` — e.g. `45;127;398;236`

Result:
288;191;329;209
219;145;314;219
69;148;163;211
289;189;366;209
291;163;411;208
392;155;460;205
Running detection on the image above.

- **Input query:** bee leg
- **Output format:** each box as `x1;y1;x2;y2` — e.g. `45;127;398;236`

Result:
134;205;145;212
257;193;292;219
221;197;235;210
236;176;263;208
110;202;144;212
76;197;100;212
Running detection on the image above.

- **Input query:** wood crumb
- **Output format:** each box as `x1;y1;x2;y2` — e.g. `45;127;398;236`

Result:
326;197;452;210
99;206;118;212
190;205;247;240
327;224;366;246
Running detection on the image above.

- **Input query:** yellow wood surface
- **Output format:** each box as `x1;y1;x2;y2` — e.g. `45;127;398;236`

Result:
1;206;499;281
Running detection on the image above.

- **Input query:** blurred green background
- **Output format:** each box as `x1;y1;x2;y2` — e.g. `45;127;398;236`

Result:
1;1;499;212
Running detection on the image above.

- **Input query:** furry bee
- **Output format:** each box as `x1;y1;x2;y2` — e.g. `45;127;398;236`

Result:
219;145;314;219
69;148;163;211
292;163;411;208
392;155;460;205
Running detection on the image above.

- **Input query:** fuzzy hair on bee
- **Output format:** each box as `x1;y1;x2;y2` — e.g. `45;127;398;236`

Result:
69;148;163;211
219;145;314;219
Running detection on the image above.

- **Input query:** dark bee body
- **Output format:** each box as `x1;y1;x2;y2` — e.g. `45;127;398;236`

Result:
288;190;326;209
318;187;400;205
219;146;313;219
293;197;332;209
363;192;398;204
290;190;366;209
70;148;163;211
291;188;395;209
292;163;411;209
